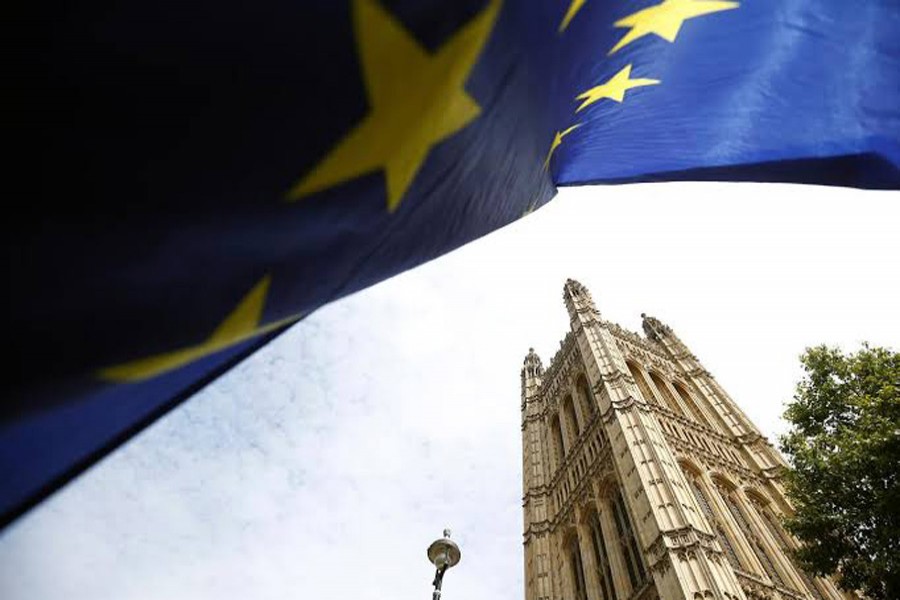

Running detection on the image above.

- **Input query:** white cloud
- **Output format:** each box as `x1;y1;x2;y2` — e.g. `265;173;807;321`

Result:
1;183;897;600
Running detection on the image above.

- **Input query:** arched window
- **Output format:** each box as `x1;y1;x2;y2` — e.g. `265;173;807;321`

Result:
577;376;597;419
564;395;581;438
626;362;659;407
611;491;646;589
688;476;743;571
568;534;588;600
551;415;567;467
689;477;715;520
720;489;786;587
716;524;742;570
751;497;794;552
751;497;828;600
672;382;710;427
649;372;683;415
588;512;616;600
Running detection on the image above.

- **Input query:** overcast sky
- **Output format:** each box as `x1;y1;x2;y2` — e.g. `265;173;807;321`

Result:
1;183;898;600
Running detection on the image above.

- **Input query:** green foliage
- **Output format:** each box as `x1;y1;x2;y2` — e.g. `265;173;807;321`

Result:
780;344;900;599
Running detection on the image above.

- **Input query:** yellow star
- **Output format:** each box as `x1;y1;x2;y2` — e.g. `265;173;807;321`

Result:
287;0;502;212
100;276;301;382
609;0;739;55
559;0;588;33
543;124;581;170
575;65;659;112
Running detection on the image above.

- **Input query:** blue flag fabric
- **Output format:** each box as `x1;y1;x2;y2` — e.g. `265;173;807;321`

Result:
542;0;900;188
3;0;898;524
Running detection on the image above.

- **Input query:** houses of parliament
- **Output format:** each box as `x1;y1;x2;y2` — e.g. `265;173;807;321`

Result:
520;280;849;600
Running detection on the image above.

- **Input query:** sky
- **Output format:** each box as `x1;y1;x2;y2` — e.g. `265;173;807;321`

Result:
0;183;898;600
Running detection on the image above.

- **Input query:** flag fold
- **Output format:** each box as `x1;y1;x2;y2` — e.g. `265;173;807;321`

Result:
4;0;898;524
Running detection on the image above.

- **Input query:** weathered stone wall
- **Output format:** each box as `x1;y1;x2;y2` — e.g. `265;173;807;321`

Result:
521;280;846;600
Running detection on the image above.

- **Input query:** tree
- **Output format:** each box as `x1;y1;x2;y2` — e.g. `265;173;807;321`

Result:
780;344;899;599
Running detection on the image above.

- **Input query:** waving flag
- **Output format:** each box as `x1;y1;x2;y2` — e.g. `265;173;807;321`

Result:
3;0;898;525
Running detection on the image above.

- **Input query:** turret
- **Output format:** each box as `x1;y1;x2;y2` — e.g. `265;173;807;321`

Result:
521;347;543;411
521;347;548;548
640;313;672;342
641;313;697;363
563;278;600;327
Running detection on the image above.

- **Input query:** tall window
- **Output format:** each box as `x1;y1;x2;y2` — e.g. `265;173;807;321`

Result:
754;501;794;553
672;383;710;427
589;512;616;600
627;362;658;407
564;395;581;438
611;492;646;589
552;415;566;467
569;535;588;600
649;372;682;415
578;376;597;419
716;525;742;570
689;477;715;520
721;489;786;588
687;476;742;570
753;499;827;600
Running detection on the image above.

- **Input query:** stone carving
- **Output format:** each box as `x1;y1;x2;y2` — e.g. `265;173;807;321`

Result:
521;281;846;600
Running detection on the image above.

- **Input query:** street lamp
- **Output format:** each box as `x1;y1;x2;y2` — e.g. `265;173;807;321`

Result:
427;528;461;600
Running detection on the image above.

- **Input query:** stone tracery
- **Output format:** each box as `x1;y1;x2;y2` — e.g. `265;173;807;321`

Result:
521;280;846;600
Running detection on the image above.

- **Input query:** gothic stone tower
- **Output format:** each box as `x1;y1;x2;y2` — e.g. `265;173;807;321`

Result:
520;279;848;600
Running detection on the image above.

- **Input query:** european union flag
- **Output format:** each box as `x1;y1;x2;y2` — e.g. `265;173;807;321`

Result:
3;0;898;524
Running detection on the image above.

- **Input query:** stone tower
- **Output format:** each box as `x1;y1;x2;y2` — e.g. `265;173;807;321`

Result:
520;279;847;600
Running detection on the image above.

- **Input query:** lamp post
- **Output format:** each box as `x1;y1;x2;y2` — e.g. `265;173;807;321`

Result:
427;528;461;600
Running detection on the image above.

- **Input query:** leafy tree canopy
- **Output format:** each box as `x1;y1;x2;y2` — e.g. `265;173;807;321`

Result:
780;344;899;600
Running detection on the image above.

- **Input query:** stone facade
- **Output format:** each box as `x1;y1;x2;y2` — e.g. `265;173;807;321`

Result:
521;280;849;600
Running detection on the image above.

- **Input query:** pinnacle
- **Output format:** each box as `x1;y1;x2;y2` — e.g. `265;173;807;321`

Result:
562;278;588;298
523;347;543;368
